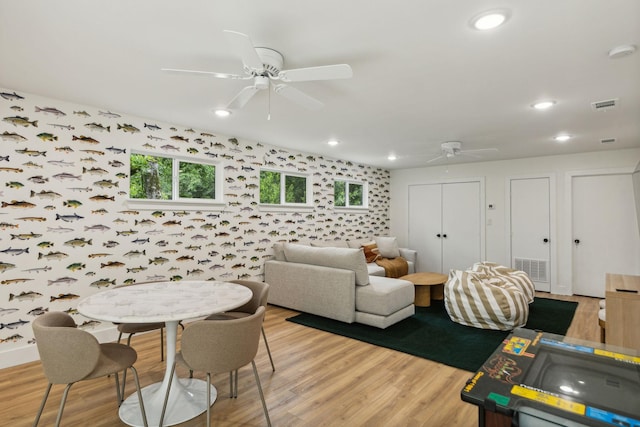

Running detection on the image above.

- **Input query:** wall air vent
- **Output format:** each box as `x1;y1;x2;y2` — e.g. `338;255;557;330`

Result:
591;98;618;111
600;138;617;144
514;258;549;283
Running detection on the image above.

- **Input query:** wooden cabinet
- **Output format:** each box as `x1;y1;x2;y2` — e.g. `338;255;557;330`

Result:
605;273;640;350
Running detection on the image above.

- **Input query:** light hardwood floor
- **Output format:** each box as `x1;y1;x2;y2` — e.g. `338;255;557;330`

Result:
1;292;600;427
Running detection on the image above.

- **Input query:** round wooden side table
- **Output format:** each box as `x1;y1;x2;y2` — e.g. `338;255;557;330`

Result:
400;272;448;307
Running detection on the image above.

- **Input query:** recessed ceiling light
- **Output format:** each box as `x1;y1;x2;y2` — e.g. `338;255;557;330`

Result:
532;100;556;110
470;9;510;30
214;109;231;118
554;134;571;142
327;139;339;146
388;154;397;161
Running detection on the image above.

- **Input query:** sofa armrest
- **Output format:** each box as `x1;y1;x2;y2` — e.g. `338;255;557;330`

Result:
399;248;417;274
399;248;417;264
264;260;357;323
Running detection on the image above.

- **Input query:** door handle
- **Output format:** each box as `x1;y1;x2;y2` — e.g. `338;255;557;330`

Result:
442;234;447;238
543;238;549;243
574;239;580;245
436;233;441;238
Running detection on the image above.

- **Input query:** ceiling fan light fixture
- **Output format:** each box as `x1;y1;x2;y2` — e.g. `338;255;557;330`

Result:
532;100;556;110
470;9;510;30
214;109;231;118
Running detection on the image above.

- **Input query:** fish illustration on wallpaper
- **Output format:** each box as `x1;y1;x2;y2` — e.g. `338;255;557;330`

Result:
3;116;37;127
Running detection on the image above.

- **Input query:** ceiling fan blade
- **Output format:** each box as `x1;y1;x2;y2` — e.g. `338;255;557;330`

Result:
458;148;499;158
161;68;250;80
461;148;500;154
223;30;264;73
426;155;445;164
273;84;324;110
278;64;353;82
227;85;261;110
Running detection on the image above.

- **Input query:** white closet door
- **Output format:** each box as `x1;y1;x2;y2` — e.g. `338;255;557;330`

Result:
510;177;551;291
572;174;640;297
441;181;481;274
408;184;442;272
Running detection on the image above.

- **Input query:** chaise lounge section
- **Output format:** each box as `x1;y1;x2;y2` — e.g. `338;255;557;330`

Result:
264;242;415;329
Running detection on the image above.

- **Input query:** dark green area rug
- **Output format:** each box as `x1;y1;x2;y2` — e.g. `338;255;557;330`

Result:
286;297;578;372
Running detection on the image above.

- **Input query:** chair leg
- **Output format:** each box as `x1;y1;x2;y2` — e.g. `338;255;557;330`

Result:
261;327;275;372
160;327;164;361
114;371;122;404
234;369;239;398
120;334;135;398
32;383;52;427
252;360;272;427
129;366;149;427
54;383;74;427
206;372;212;427
159;362;176;427
229;371;234;398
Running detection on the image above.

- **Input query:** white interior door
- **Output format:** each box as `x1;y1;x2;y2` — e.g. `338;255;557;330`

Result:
572;173;640;297
408;184;442;272
441;181;481;273
510;177;551;292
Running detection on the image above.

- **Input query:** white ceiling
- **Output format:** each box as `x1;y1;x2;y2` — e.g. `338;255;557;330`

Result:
1;0;639;169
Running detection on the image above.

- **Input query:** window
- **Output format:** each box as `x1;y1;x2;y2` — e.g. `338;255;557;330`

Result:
260;169;311;206
129;152;222;205
334;179;367;209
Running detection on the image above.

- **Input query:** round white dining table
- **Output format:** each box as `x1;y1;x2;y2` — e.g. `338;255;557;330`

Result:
77;280;253;427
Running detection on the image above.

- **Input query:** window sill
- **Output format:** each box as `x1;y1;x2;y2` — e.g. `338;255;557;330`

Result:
334;206;370;213
259;204;315;213
125;199;226;211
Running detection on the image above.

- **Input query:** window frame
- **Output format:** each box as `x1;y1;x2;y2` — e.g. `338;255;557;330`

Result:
127;150;224;210
334;178;369;211
259;167;313;211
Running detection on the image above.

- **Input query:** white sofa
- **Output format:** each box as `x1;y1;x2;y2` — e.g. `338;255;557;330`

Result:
264;241;416;329
309;237;417;276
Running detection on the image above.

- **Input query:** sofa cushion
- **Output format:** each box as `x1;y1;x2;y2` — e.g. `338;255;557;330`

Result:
367;263;386;276
347;238;375;249
310;240;350;248
356;276;414;316
362;243;380;263
375;236;401;258
272;242;286;261
283;243;370;285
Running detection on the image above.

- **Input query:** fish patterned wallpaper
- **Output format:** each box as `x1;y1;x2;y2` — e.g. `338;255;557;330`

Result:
0;88;390;359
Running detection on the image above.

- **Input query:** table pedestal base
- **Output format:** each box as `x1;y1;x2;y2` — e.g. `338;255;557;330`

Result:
119;378;216;427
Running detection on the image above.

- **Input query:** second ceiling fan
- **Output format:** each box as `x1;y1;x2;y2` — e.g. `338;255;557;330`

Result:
162;30;353;113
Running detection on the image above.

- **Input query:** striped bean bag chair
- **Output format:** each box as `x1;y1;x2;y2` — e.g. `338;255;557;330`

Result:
444;270;529;330
470;262;535;304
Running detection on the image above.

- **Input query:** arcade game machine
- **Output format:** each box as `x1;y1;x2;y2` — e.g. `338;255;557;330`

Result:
461;328;640;426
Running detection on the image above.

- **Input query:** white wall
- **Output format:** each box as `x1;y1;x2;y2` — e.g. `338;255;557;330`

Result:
389;148;640;295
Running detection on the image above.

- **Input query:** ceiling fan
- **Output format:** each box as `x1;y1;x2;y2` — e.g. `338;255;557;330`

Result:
426;141;499;163
162;30;353;113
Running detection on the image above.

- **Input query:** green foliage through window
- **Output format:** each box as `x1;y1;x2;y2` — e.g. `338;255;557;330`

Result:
334;180;366;208
260;169;309;205
260;170;281;204
130;153;216;201
285;175;306;203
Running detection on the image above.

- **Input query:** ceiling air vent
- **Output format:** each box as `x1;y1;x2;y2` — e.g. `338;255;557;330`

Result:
600;138;617;144
591;98;618;111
